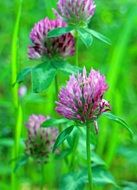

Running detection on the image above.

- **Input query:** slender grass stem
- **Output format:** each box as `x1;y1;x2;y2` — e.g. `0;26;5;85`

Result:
11;0;23;189
15;105;23;156
86;124;93;190
11;0;22;107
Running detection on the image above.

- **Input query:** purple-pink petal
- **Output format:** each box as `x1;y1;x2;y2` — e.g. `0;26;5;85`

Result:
25;114;59;162
55;0;96;24
56;68;111;123
28;17;75;59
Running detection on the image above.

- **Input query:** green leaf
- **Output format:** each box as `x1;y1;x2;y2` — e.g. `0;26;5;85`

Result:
93;166;118;187
60;62;82;74
92;153;106;167
41;118;70;127
32;61;56;93
122;181;137;190
15;67;31;84
60;170;87;190
78;28;93;47
51;59;82;74
85;28;111;45
14;155;29;172
47;26;74;38
53;126;74;152
57;60;82;74
60;167;118;190
103;112;134;137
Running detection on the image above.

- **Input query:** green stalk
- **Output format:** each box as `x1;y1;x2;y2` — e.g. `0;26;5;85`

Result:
69;30;80;169
15;105;23;156
11;0;23;107
11;0;23;189
86;124;93;190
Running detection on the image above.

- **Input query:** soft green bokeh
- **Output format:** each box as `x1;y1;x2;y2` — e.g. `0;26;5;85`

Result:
0;0;137;189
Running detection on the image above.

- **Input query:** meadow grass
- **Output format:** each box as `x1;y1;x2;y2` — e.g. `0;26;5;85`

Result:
0;0;137;189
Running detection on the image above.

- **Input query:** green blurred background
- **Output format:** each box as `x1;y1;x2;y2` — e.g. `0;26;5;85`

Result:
0;0;137;189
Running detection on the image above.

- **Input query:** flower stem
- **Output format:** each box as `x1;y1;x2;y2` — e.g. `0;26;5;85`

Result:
69;31;80;170
86;124;93;190
70;30;79;169
75;30;79;67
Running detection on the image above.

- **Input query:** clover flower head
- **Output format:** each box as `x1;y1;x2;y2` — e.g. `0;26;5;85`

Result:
56;68;110;125
28;17;75;59
54;0;96;25
25;114;58;163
